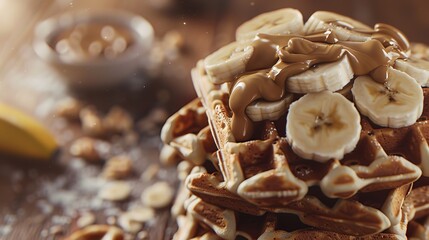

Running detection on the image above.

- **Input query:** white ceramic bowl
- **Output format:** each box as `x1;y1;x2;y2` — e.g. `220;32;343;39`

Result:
33;10;154;88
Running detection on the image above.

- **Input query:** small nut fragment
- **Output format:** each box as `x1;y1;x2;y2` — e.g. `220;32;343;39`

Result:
55;98;83;120
162;30;185;50
177;161;194;181
140;164;160;182
126;207;155;223
65;224;124;240
159;145;180;166
137;231;148;240
70;137;103;162
49;225;63;236
141;181;174;208
80;106;105;137
102;155;133;180
118;213;142;234
77;212;96;228
98;181;131;201
103;106;133;134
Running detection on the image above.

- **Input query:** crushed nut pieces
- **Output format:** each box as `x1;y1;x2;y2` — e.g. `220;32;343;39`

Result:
80;106;105;137
141;181;174;208
103;106;134;134
69;137;104;162
98;181;132;201
102;155;133;180
55;98;83;120
65;225;124;240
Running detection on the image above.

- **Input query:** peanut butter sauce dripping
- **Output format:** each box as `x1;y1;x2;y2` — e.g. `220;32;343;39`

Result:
230;23;410;141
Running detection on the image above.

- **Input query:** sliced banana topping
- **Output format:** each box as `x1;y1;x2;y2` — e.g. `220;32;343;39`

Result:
351;67;423;128
287;56;353;93
236;8;304;41
286;91;361;162
304;11;372;42
246;94;293;122
395;57;429;87
204;41;253;84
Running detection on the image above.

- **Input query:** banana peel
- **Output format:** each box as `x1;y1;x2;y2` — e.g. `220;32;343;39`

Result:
0;102;58;161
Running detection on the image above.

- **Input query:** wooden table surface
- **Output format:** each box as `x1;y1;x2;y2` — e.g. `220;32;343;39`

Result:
1;1;429;239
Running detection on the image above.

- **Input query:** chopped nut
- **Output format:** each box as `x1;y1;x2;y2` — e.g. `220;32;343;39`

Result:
137;231;149;240
102;155;133;180
177;160;194;181
55;98;83;120
163;30;185;54
126;207;155;223
76;212;96;228
118;212;142;234
159;145;180;166
141;181;174;208
49;225;63;236
171;183;191;217
65;224;124;240
98;181;131;201
69;137;103;162
80;106;105;137
140;164;160;182
103;106;133;134
106;216;116;225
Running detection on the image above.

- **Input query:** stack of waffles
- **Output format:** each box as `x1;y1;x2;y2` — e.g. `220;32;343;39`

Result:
161;9;429;240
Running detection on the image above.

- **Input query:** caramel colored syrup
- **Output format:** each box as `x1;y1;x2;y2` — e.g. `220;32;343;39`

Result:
229;22;410;141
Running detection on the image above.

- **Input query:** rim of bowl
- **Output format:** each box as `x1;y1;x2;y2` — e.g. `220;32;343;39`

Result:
33;9;154;67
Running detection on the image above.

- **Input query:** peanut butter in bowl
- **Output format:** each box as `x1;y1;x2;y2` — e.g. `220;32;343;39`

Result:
33;10;154;88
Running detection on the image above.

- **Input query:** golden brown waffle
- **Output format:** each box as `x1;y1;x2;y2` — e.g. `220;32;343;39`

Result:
161;92;429;235
171;174;429;240
191;59;425;199
173;193;411;240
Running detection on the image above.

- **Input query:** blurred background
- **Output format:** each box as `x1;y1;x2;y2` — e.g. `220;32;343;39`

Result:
1;0;429;239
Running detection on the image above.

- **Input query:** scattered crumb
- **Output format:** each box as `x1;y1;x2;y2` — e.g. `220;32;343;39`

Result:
102;155;133;180
126;206;155;223
177;161;193;181
69;137;105;162
141;181;174;208
80;106;105;137
159;145;180;166
118;212;143;234
98;181;132;201
55;97;83;120
49;225;63;236
137;230;149;240
76;212;96;228
140;164;160;182
103;106;134;134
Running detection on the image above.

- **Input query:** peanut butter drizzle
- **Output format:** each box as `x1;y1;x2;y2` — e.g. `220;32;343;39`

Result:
229;22;410;141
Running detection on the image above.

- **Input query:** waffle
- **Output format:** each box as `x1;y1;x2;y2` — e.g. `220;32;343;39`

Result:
161;88;429;234
171;178;429;240
160;9;429;239
171;169;429;240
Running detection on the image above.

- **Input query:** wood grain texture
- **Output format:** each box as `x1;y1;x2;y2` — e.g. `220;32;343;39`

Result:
1;1;429;239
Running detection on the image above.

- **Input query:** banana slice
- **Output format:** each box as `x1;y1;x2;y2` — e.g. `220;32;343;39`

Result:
286;91;361;162
351;67;423;128
395;58;429;86
204;41;253;84
246;94;293;122
236;8;304;41
0;102;58;160
286;56;353;93
303;11;372;42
